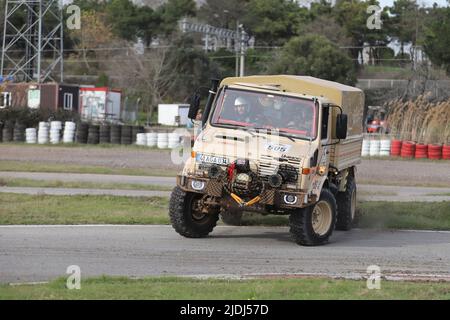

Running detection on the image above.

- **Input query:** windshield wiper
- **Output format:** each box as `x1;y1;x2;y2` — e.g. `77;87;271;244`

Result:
250;127;296;142
216;123;255;136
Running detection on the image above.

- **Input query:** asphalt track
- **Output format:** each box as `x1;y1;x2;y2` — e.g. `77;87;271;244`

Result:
0;225;449;284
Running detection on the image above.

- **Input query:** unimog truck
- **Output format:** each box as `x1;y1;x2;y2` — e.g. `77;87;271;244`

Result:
169;75;364;246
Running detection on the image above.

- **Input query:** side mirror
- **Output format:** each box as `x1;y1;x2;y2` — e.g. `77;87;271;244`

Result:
336;113;348;139
188;93;201;120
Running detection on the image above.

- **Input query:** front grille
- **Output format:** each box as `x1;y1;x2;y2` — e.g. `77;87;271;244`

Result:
257;155;301;180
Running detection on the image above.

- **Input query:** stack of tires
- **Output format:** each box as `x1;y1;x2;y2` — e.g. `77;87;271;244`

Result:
76;122;89;144
110;125;121;144
136;133;147;146
443;145;450;160
13;122;26;142
25;128;37;144
400;141;415;158
132;126;145;144
157;132;168;149
2;120;14;142
121;125;132;145
99;125;111;144
168;132;181;149
38;122;49;144
369;140;380;156
87;124;100;144
63;121;76;144
390;139;402;156
50;121;62;144
379;139;391;156
146;132;157;147
428;144;442;160
414;143;428;159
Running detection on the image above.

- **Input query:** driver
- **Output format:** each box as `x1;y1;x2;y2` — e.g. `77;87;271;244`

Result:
232;97;251;123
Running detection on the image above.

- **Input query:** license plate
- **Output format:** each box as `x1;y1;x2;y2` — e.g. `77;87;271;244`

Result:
196;153;229;165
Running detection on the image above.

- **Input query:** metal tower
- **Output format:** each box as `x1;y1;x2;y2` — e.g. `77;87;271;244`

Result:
1;0;64;83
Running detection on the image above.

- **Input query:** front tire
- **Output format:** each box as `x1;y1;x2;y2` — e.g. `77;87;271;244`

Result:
169;186;219;238
289;189;337;246
336;175;356;231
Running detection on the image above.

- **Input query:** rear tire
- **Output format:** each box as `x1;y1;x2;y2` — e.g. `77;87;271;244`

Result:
220;210;243;226
289;189;337;246
169;186;219;238
336;175;356;231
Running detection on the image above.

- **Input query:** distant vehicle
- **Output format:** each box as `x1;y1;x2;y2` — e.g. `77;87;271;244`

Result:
366;106;389;133
169;75;364;246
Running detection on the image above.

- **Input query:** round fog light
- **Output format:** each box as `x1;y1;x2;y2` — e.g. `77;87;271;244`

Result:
191;180;205;191
283;194;298;205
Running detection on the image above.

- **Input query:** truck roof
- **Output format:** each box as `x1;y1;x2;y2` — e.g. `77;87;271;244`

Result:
220;75;364;137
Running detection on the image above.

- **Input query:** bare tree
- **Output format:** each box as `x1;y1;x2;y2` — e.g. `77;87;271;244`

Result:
105;43;179;121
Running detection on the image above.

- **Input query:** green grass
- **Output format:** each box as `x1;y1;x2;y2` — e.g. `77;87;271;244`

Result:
0;276;448;300
0;193;449;230
0;160;179;177
0;178;173;192
356;201;450;230
0;193;170;225
425;193;450;197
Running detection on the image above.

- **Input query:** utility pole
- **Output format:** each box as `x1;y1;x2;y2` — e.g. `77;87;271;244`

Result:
1;0;64;83
178;18;253;78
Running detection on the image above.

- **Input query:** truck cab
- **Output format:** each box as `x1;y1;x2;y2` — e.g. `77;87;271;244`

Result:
169;75;364;246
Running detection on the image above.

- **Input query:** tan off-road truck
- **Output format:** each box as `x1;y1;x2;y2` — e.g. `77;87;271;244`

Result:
169;75;364;246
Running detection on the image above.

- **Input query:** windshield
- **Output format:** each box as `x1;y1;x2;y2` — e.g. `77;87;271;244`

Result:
211;88;317;140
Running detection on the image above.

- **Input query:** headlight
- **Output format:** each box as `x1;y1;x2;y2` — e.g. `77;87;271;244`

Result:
191;180;206;191
283;194;298;205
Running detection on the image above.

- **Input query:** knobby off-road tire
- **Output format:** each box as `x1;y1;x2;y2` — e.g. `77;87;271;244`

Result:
289;188;337;246
335;175;357;231
169;186;219;238
220;210;243;226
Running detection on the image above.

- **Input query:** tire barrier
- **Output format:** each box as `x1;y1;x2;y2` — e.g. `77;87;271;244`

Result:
110;125;121;144
76;122;89;144
87;124;100;144
99;125;111;144
132;126;145;144
369;140;380;156
25;128;37;144
361;140;370;156
2;120;14;142
146;132;157;147
400;141;415;158
414;143;428;159
38;122;49;144
63;121;76;144
136;133;147;146
13;122;26;142
379;140;391;156
168;132;181;149
157;132;168;149
121;125;132;145
49;121;62;144
428;144;442;160
443;145;450;160
390;139;402;156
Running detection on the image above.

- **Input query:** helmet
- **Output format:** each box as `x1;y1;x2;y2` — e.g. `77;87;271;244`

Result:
234;97;248;107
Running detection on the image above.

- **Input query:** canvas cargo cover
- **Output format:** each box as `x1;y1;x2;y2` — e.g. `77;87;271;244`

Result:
220;75;364;136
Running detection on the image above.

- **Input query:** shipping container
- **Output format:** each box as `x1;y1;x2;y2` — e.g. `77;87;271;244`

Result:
79;87;122;122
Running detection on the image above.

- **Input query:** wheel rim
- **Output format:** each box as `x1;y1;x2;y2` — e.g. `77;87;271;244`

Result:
312;200;333;236
351;189;356;220
189;196;207;221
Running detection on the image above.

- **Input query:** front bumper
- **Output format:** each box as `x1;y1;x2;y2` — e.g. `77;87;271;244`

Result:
177;175;315;209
